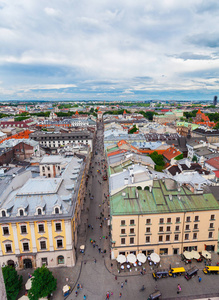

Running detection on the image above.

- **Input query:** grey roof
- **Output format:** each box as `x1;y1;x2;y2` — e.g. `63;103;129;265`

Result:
40;155;71;165
0;138;39;148
108;152;155;166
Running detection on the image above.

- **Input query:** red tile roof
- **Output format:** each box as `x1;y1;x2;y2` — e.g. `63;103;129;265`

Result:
162;147;181;161
205;156;219;170
213;170;219;178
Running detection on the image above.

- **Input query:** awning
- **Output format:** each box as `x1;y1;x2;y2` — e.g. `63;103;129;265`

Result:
127;253;137;264
25;276;34;290
150;253;160;263
116;254;126;264
63;285;70;293
202;250;211;259
191;250;200;260
183;251;193;260
137;253;147;263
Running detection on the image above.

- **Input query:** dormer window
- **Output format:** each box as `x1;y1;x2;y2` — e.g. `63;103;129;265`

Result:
55;207;59;214
38;208;42;215
1;210;6;217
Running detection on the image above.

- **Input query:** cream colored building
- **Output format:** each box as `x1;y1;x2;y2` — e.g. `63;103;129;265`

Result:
0;153;90;269
110;179;219;259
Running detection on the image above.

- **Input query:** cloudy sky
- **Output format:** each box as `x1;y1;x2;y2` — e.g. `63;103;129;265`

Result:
0;0;219;101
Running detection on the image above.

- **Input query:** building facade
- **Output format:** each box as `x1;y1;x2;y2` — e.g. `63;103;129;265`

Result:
110;179;219;259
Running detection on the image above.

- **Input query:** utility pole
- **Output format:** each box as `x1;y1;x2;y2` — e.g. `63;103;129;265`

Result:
0;267;7;300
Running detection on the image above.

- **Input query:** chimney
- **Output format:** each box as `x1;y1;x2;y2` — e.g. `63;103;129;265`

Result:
131;174;134;184
169;194;172;201
124;178;129;185
149;185;152;192
136;189;139;198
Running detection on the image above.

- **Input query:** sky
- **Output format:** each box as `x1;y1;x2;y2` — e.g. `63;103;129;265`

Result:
0;0;219;101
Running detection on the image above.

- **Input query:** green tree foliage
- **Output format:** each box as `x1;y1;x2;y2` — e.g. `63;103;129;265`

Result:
128;125;138;134
31;112;50;117
15;116;30;121
2;266;22;300
150;151;165;166
90;107;94;113
175;153;183;160
213;122;219;129
183;110;198;119
207;112;219;123
28;265;57;300
155;165;164;172
138;111;157;121
192;155;197;162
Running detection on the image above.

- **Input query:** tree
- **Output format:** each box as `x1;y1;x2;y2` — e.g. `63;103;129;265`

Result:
90;107;94;113
2;266;22;300
128;125;138;134
28;265;57;300
192;155;197;162
175;154;183;160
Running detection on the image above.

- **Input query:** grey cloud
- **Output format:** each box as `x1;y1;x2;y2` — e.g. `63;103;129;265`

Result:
187;33;219;48
195;1;219;14
170;52;216;60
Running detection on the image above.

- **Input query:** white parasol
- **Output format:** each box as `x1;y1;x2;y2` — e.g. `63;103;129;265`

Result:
25;276;34;290
63;285;70;293
150;253;160;263
18;296;29;300
116;254;126;264
137;253;147;263
202;250;211;259
183;251;193;260
191;250;200;260
127;253;137;264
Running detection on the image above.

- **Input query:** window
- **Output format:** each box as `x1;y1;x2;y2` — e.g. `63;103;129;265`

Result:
159;226;163;232
193;233;197;240
55;223;62;231
55;207;59;214
209;223;214;228
185;224;190;231
47;166;50;171
208;232;213;238
130;237;134;244
186;216;191;222
146;219;151;224
166;235;170;241
3;227;9;235
42;166;45;171
48;174;51;178
194;216;199;222
130;220;135;225
121;229;125;234
121;238;125;245
57;255;64;264
175;225;180;231
185;234;189;240
21;225;27;234
159;218;164;224
146;227;150;233
38;224;44;233
159;236;163;242
166;226;171;232
167;218;171;223
146;236;150;243
130;228;135;234
23;243;29;251
121;220;125;226
41;258;48;266
194;224;198;230
5;244;12;253
174;234;179;241
37;208;42;215
19;209;24;216
1;211;6;217
210;214;215;220
176;217;180;223
40;241;46;250
57;239;63;248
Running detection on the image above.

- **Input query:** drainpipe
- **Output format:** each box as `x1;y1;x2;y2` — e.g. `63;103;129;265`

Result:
181;211;186;254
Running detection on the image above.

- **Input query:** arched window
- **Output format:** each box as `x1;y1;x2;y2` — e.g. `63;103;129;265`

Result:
38;208;42;215
20;209;24;216
57;255;64;264
2;210;6;217
55;207;59;214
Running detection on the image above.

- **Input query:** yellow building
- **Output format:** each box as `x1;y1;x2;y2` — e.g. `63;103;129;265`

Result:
0;153;90;269
110;179;219;259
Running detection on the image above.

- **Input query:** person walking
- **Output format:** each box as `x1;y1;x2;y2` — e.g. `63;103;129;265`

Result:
121;282;124;288
83;295;87;300
198;276;202;282
119;292;122;298
177;284;181;294
125;279;127;285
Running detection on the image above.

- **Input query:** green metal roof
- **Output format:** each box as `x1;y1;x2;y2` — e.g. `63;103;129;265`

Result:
110;180;219;216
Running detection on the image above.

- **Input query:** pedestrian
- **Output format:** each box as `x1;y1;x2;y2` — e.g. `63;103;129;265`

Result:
75;290;78;297
125;279;127;285
98;247;101;253
83;295;86;300
121;282;124;288
177;284;181;294
115;275;117;280
77;284;80;290
198;276;202;282
94;259;97;263
80;284;83;290
119;292;122;298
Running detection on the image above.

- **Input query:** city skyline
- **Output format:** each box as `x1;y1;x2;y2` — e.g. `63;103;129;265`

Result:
0;1;219;100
